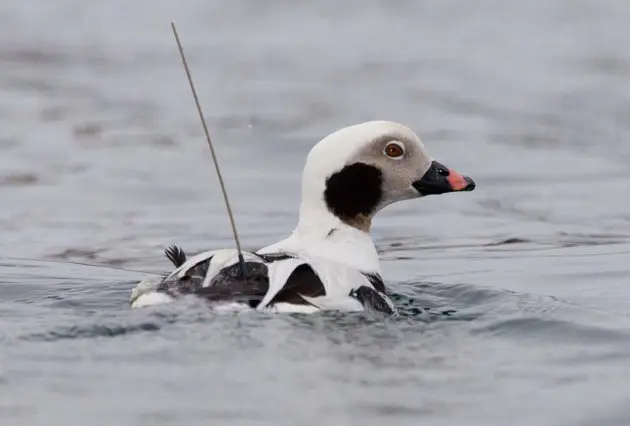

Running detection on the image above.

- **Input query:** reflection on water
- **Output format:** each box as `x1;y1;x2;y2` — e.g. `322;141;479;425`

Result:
1;1;630;425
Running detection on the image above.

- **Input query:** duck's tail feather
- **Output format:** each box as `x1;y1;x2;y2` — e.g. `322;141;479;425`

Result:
165;245;187;267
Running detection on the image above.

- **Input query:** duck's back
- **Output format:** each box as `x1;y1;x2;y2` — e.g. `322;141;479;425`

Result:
131;246;396;315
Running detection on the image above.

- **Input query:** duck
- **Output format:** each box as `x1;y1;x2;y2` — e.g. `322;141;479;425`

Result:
129;120;475;315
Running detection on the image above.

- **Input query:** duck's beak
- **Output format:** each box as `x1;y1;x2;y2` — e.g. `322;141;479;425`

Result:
412;160;475;196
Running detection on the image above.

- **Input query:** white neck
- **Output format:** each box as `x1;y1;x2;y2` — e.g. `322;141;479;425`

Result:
295;195;342;233
259;198;379;274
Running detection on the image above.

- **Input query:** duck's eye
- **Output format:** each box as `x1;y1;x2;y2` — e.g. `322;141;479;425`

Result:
383;142;405;159
436;167;449;176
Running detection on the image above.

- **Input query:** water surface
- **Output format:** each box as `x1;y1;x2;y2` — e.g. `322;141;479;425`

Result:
1;1;630;425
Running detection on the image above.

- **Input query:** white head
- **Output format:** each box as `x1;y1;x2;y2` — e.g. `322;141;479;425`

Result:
296;120;475;233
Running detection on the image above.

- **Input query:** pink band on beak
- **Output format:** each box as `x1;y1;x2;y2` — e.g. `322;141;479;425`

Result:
447;169;469;191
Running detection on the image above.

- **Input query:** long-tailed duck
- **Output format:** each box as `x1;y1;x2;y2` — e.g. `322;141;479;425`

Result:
130;120;475;315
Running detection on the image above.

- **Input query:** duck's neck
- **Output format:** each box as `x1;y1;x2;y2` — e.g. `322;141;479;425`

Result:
289;200;381;274
294;195;359;231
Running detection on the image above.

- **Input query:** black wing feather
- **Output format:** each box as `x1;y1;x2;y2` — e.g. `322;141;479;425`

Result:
194;261;270;308
268;264;326;306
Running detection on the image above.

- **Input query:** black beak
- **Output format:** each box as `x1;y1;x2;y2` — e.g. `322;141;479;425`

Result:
412;160;475;196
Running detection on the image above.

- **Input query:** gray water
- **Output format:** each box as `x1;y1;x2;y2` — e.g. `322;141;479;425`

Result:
1;1;630;425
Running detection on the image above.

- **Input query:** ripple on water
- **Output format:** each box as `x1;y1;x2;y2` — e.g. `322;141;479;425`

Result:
0;173;39;187
2;259;624;349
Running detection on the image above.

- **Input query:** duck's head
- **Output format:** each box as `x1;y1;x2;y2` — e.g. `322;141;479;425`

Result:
297;120;475;233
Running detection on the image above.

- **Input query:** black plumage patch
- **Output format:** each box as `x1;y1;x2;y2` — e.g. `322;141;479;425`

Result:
268;264;326;306
165;245;187;267
156;259;270;308
195;261;270;308
324;162;383;221
351;286;395;315
255;252;294;263
362;272;386;293
156;255;213;297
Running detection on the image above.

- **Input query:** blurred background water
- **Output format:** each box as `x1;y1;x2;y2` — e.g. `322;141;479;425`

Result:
1;1;630;425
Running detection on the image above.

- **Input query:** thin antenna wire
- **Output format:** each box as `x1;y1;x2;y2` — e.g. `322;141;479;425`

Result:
170;21;247;278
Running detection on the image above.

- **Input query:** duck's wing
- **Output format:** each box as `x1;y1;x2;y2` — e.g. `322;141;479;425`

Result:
257;260;326;308
153;249;280;306
192;254;327;309
192;261;270;306
131;248;275;308
156;250;216;297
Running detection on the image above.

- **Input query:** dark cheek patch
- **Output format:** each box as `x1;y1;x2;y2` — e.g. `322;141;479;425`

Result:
323;162;383;221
